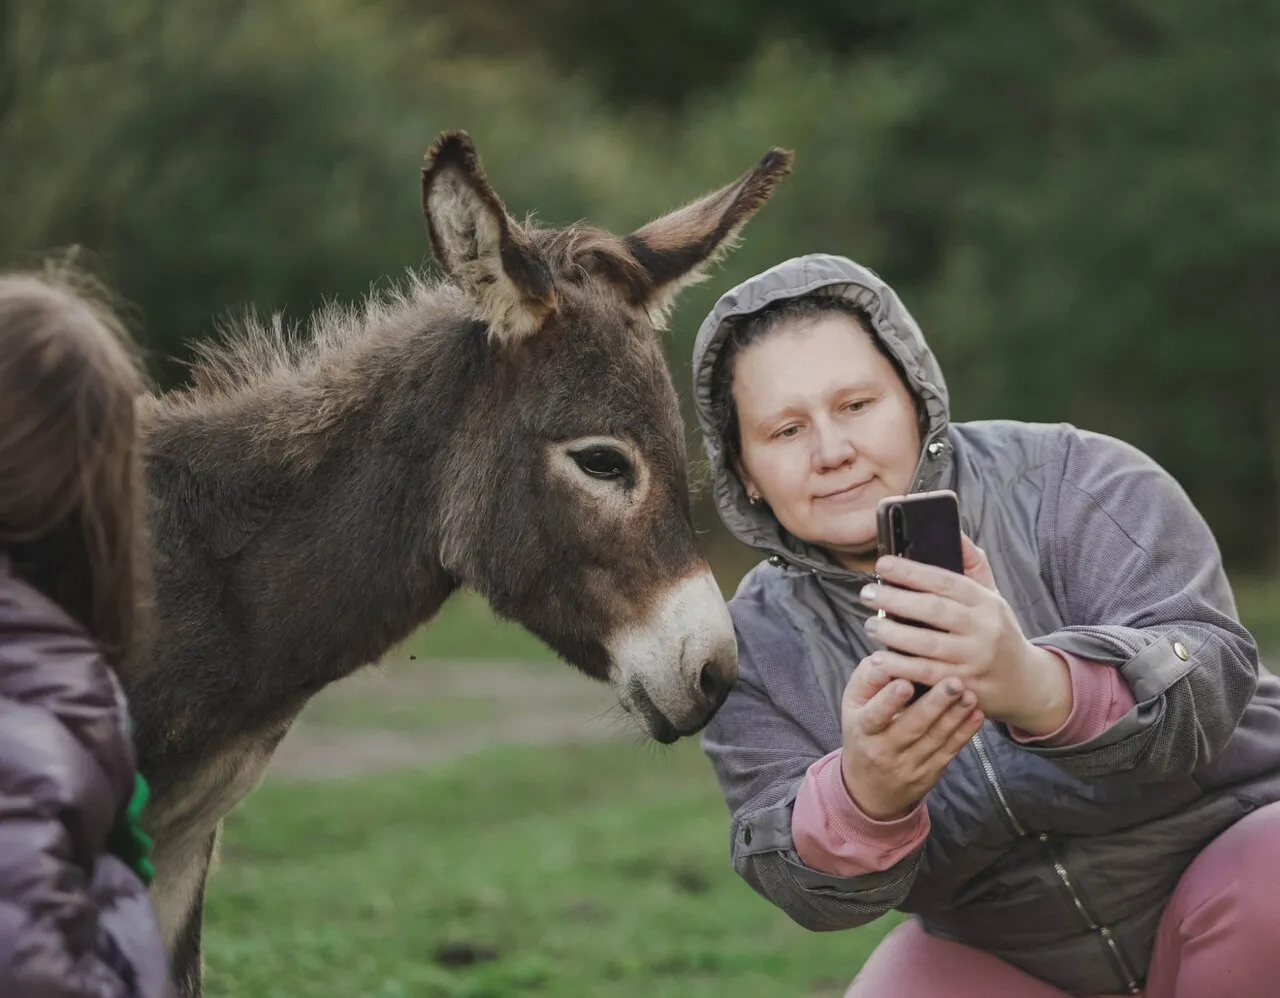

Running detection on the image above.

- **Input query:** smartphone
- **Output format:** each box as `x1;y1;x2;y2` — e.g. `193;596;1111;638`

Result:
874;489;964;702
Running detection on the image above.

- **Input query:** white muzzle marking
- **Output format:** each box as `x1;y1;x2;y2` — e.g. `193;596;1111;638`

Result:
607;569;738;733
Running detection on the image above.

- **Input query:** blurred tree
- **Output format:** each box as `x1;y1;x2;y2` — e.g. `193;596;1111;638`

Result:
879;0;1280;567
0;0;436;384
0;0;1273;568
398;0;916;111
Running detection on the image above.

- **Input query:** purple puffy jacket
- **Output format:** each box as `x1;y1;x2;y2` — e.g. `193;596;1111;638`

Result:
0;553;172;997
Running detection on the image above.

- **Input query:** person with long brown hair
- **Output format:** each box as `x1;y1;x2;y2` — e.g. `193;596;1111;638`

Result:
0;266;172;996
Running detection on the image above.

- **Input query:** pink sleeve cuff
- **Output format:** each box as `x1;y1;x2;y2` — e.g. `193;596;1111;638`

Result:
791;749;930;878
787;648;1134;877
1007;646;1137;747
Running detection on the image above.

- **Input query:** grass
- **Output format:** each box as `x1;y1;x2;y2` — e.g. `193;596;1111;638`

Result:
297;684;508;733
203;739;895;998
196;569;1276;997
404;589;559;664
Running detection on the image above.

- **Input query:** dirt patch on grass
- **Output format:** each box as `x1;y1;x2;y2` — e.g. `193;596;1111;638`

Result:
270;651;1280;783
265;658;629;782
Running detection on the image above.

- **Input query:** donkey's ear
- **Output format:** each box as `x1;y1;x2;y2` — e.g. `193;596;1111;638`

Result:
422;131;556;343
619;148;794;329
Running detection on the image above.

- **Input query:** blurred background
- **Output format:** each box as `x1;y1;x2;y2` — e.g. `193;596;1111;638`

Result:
4;1;1276;995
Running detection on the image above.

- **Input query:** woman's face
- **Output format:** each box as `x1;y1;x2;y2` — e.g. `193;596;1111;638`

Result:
732;314;923;570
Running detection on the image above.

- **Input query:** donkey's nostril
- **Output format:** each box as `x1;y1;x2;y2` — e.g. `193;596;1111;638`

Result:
698;660;733;708
698;663;717;700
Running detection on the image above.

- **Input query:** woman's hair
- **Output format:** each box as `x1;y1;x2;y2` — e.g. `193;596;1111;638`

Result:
0;267;153;673
708;293;926;466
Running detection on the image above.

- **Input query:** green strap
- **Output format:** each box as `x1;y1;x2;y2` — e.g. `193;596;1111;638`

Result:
105;771;156;885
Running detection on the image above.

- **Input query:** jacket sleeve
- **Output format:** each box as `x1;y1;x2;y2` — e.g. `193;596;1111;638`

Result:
0;586;170;997
700;597;924;931
1008;426;1260;780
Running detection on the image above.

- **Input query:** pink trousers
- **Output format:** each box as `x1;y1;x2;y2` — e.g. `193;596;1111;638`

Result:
846;802;1280;998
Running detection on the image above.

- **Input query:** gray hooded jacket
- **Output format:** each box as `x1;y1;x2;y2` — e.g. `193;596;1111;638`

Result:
692;254;1280;996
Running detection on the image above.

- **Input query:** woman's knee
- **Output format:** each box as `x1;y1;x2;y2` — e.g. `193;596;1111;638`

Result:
1202;802;1280;915
844;921;925;998
1164;801;1280;941
844;918;1071;998
1191;802;1280;875
1148;802;1280;995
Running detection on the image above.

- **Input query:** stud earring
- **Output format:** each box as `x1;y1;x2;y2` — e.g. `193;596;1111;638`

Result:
748;492;761;505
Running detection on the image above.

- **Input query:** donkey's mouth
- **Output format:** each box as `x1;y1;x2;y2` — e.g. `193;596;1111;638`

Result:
625;682;682;744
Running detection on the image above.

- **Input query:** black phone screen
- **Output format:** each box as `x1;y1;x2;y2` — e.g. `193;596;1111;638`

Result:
876;491;964;702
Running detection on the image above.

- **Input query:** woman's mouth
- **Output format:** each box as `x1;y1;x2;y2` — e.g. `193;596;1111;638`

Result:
816;479;874;503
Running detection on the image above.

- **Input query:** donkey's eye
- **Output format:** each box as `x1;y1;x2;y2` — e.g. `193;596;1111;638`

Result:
572;447;631;480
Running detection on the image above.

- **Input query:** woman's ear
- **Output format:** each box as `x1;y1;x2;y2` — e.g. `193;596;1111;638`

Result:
733;458;762;506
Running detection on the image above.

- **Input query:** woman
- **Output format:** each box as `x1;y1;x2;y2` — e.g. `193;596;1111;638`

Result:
0;270;172;996
692;253;1280;997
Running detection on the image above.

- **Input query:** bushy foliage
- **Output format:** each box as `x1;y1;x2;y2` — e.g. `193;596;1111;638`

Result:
1;0;1273;567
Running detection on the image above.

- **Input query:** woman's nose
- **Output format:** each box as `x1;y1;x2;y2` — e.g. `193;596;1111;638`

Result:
812;421;856;470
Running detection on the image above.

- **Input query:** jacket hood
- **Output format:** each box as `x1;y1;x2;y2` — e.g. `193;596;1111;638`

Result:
691;253;953;581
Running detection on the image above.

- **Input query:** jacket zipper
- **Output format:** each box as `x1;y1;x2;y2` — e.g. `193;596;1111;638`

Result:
1040;833;1141;994
971;731;1026;836
971;733;1141;995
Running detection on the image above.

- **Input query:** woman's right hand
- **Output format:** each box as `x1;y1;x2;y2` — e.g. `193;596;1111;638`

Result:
839;655;986;821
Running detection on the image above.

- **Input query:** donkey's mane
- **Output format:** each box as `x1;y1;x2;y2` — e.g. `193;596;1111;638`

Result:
170;269;461;405
163;222;649;408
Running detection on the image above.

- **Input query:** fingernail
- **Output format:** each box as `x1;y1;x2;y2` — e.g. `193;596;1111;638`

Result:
864;616;880;634
894;681;912;698
944;679;962;696
860;584;879;603
961;692;977;708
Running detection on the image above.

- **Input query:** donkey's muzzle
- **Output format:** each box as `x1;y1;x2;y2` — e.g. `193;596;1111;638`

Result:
609;568;739;742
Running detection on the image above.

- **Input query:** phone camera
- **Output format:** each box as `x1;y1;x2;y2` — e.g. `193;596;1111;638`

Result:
890;503;909;555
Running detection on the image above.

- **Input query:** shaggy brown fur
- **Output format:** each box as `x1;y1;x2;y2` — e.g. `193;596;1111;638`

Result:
129;131;792;995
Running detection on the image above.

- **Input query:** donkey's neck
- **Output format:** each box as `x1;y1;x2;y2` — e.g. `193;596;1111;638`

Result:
139;286;484;773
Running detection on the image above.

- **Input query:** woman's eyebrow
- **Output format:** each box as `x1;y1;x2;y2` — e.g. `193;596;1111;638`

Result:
748;380;882;431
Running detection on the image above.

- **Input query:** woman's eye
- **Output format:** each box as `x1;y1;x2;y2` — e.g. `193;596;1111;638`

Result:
775;425;801;439
845;400;868;413
572;447;631;480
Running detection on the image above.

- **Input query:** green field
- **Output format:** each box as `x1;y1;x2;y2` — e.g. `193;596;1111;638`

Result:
203;740;898;998
200;576;1278;996
403;590;561;665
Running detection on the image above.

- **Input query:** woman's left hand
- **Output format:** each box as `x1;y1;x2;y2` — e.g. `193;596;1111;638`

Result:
859;535;1073;735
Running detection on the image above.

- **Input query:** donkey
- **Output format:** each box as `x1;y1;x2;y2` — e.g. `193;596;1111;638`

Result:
128;131;793;995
